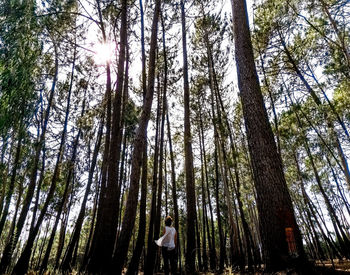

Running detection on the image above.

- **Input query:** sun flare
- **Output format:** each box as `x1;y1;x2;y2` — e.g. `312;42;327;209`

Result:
94;42;114;65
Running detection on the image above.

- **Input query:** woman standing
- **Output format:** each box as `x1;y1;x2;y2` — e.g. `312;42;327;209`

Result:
155;216;177;274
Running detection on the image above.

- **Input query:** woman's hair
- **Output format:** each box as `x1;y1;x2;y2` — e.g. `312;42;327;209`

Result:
165;216;173;226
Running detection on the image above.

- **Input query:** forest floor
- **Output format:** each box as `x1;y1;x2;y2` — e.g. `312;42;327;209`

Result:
149;260;350;275
313;259;350;274
23;263;350;275
27;261;350;275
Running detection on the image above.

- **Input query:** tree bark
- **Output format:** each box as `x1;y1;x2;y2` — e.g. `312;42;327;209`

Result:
40;97;85;273
198;109;216;270
198;129;208;271
126;141;148;275
231;0;306;270
214;148;226;272
81;173;100;270
144;79;161;275
54;196;71;269
0;139;9;217
303;138;350;258
112;1;161;272
0;135;22;239
60;120;103;272
0;48;58;270
166;104;181;271
34;217;52;271
0;45;58;273
294;151;342;260
180;1;197;272
293;151;326;261
87;0;128;271
288;91;350;258
12;46;76;275
5;177;24;260
153;11;169;271
124;3;148;269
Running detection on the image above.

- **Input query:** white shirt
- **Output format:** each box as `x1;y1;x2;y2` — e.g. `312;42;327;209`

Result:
155;226;176;249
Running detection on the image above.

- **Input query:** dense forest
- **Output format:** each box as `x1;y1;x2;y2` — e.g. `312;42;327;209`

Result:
0;0;349;274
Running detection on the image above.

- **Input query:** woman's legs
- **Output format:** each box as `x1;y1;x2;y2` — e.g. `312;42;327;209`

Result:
169;249;177;274
162;247;170;275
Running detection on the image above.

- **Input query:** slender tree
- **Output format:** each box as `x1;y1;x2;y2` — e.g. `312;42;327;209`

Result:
60;118;103;272
12;45;77;275
112;1;162;272
40;95;86;273
180;0;197;272
125;1;148;273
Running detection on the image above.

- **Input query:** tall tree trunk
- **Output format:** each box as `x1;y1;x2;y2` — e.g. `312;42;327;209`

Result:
209;44;244;268
40;106;84;273
85;0;112;269
214;148;226;272
81;173;100;270
153;12;169;271
0;138;9;217
247;200;262;267
139;0;147;99
198;129;208;271
164;154;168;216
293;151;326;261
207;34;240;269
166;104;181;271
115;38;130;234
124;14;149;267
210;39;255;269
29;144;46;234
195;206;202;271
198;110;216;270
112;1;161;273
0;135;22;238
231;0;306;271
124;4;148;268
60;120;103;272
294;151;342;260
144;80;161;275
231;147;254;270
0;48;59;273
12;47;76;275
303;138;350;258
216;136;242;268
126;142;148;275
288;91;350;258
180;1;197;272
55;196;72;270
87;0;128;271
5;178;24;256
34;217;52;271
